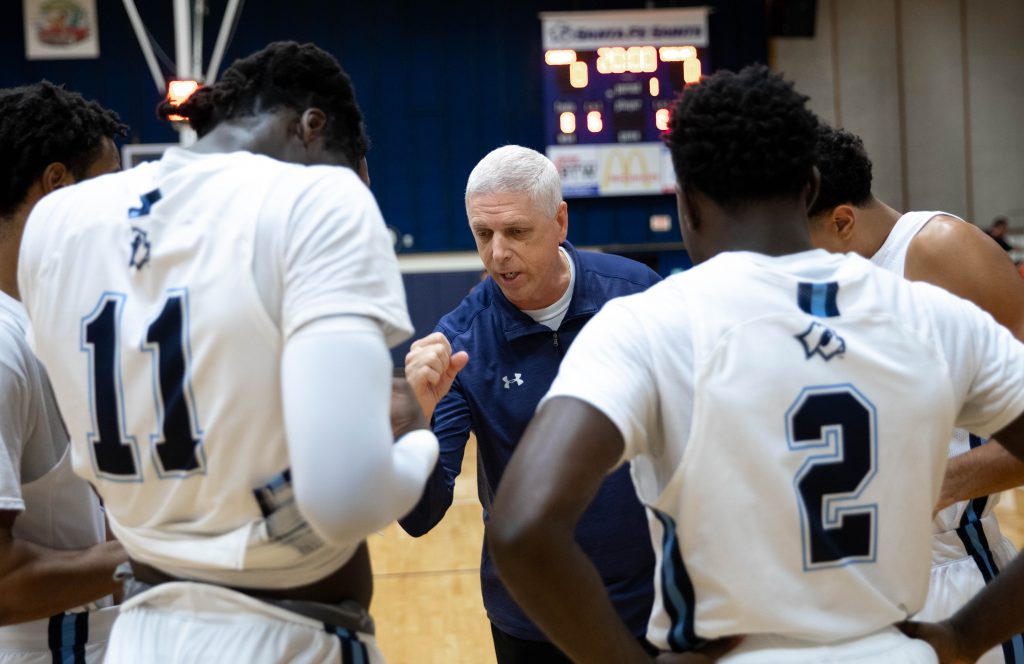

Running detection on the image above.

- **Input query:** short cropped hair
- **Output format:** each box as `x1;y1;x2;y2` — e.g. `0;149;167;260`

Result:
157;41;369;168
664;64;818;210
808;124;874;218
0;81;126;217
465;145;563;218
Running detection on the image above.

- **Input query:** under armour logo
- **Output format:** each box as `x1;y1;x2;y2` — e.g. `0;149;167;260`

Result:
129;226;151;271
795;321;846;361
502;373;524;389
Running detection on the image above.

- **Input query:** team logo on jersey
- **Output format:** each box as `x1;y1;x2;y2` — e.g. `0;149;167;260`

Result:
795;321;846;361
502;373;524;389
129;226;151;270
127;189;162;219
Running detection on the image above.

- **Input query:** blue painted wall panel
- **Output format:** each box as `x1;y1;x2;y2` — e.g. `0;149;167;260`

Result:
2;0;766;253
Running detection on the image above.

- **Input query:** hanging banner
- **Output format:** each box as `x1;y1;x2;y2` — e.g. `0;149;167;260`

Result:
24;0;100;60
540;8;709;50
547;143;677;198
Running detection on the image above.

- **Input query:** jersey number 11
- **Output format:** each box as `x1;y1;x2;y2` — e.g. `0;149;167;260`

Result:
82;290;204;481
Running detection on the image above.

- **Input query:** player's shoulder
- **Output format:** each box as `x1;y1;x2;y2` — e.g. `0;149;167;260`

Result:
37;161;153;216
268;157;369;200
22;163;154;264
910;212;986;257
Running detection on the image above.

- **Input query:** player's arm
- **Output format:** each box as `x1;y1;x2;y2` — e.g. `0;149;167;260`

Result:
935;439;1024;513
490;398;740;664
902;413;1024;663
906;216;1024;508
0;511;125;626
283;316;438;546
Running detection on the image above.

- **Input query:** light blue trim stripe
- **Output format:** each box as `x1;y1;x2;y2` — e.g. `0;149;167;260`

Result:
652;509;699;651
1010;634;1024;664
327;624;368;664
810;283;828;317
963;522;999;580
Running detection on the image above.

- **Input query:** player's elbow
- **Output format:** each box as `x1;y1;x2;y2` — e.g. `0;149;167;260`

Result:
488;506;553;571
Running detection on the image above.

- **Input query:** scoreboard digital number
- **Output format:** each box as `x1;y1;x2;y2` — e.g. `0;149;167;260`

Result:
540;8;710;198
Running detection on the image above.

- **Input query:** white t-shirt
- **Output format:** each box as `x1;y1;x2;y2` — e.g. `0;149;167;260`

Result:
18;148;415;588
542;249;1024;649
522;247;575;330
0;290;106;551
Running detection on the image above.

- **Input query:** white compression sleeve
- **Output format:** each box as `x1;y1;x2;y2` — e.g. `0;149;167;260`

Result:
282;316;439;546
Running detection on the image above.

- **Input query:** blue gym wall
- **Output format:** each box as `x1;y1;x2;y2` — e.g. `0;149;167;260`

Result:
1;1;767;253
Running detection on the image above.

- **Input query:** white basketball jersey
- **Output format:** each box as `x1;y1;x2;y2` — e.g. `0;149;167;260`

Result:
871;210;999;532
18;149;412;588
0;292;107;552
544;250;1024;648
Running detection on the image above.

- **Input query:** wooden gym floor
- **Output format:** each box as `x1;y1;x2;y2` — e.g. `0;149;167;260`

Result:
368;437;1024;663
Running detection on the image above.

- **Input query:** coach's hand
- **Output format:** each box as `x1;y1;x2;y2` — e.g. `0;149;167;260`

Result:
404;332;469;419
899;620;974;664
654;637;743;663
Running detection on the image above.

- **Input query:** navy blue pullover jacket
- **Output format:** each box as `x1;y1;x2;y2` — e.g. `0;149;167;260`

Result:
399;242;659;641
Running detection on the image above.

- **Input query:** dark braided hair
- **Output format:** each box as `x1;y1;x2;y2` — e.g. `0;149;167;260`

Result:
808;124;874;217
664;64;818;210
0;81;126;217
157;41;369;167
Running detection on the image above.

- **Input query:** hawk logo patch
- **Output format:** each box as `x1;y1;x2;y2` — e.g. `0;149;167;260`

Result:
796;321;846;361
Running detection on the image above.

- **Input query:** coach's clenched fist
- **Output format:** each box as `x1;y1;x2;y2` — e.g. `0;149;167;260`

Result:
404;332;469;419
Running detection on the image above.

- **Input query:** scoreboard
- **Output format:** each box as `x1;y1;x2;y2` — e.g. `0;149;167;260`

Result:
540;8;709;198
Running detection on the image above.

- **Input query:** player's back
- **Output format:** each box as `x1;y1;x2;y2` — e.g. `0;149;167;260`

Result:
622;250;1009;646
19;149;380;588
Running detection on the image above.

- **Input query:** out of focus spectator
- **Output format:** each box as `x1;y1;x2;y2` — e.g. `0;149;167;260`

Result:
988;216;1013;252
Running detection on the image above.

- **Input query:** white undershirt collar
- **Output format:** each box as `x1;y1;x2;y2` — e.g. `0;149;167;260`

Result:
521;247;575;330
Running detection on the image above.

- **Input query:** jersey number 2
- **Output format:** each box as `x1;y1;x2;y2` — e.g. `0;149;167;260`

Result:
83;291;204;480
786;386;877;569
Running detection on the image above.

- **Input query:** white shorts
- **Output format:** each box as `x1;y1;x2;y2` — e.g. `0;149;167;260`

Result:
718;628;937;664
0;606;118;664
105;582;383;664
914;515;1023;664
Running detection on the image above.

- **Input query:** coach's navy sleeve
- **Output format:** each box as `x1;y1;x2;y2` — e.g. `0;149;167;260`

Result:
398;376;472;536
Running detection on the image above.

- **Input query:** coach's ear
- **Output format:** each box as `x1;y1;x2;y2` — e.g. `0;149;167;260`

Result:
39;162;75;194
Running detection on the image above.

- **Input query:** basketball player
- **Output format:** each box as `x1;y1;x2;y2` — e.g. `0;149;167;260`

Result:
17;42;438;663
488;64;1024;663
807;124;1024;664
0;81;127;663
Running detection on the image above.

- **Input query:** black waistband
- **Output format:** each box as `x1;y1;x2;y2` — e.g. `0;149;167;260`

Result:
118;561;375;635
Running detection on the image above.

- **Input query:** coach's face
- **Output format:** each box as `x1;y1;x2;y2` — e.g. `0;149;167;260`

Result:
467;191;569;311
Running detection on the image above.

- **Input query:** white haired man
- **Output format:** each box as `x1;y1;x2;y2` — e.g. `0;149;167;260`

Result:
401;145;661;663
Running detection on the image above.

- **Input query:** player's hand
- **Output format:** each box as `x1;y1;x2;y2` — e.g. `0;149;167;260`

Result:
404;332;469;419
899;620;975;664
654;637;743;663
390;376;429;440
